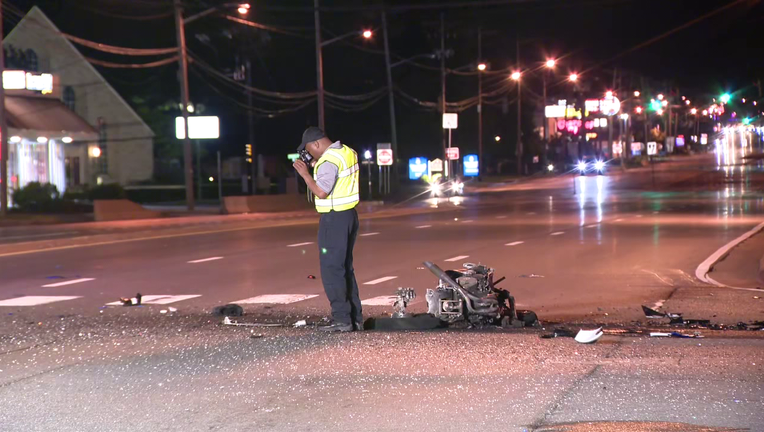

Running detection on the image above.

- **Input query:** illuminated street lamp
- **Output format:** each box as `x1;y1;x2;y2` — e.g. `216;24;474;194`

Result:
510;71;521;81
494;135;501;142
702;109;708;116
691;108;697;115
633;90;640;97
568;73;578;82
635;106;643;114
657;94;664;100
657;109;664;115
605;90;613;98
477;63;487;71
237;3;250;14
685;100;691;105
362;30;373;39
545;59;556;68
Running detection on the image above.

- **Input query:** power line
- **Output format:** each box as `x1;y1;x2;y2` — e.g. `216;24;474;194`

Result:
86;56;179;69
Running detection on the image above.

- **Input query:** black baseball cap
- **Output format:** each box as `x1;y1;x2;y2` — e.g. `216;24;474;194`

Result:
297;126;326;151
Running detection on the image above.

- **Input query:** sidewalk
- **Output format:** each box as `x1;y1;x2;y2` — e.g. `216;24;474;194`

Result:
711;230;764;289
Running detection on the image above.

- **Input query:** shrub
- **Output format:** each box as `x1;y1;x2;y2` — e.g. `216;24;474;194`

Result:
12;182;59;212
88;183;126;201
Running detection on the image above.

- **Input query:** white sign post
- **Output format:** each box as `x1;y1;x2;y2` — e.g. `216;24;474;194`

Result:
647;141;657;156
442;113;458;177
376;143;392;195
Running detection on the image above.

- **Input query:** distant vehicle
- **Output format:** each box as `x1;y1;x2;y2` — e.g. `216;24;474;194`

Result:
574;156;606;175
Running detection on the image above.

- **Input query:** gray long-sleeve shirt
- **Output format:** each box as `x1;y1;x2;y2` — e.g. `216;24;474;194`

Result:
315;141;342;194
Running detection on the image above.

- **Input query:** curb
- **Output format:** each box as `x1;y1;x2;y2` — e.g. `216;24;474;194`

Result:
696;220;764;289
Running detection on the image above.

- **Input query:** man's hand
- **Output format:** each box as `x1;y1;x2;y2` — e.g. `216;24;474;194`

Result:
293;160;310;178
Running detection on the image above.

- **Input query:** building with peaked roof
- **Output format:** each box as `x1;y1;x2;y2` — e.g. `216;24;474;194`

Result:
4;6;155;189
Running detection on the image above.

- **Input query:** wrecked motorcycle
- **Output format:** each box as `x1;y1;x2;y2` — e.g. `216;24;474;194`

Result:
423;261;536;327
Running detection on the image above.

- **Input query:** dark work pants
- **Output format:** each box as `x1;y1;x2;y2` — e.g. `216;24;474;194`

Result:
318;208;361;324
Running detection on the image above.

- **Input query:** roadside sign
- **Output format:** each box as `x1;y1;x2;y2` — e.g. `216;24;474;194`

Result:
676;135;685;147
463;154;479;177
442;113;458;129
408;157;428;180
446;147;460;160
175;116;220;139
613;142;623;155
287;153;299;162
429;158;444;173
700;133;708;145
377;142;391;150
647;141;657;156
376;149;393;166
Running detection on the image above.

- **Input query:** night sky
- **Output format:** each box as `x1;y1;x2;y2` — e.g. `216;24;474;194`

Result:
6;0;763;172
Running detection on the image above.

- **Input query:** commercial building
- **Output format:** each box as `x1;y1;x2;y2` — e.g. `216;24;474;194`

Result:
4;6;154;193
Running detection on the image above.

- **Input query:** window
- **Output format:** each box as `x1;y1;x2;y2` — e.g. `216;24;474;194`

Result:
26;49;38;72
63;86;75;111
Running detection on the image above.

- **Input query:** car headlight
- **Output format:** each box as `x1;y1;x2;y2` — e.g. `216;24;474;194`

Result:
577;161;587;172
429;183;442;195
594;160;605;171
452;181;463;192
547;164;554;172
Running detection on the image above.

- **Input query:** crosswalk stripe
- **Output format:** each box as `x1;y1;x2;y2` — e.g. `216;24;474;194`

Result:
0;296;81;306
445;255;469;262
362;296;398;306
505;241;524;246
363;276;398;285
234;294;319;304
42;278;94;288
188;257;224;264
105;294;201;306
287;242;314;247
360;232;380;237
550;231;565;236
415;225;431;229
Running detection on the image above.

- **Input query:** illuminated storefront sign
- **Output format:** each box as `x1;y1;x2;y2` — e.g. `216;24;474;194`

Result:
557;119;582;134
585;96;621;116
545;99;581;119
2;70;54;94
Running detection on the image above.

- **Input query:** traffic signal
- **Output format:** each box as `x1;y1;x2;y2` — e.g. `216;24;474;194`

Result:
743;118;751;125
721;93;731;104
650;100;661;111
635;106;643;114
245;144;252;163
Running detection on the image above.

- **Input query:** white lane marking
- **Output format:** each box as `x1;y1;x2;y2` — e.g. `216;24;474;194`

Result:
361;296;398;306
550;231;565;236
105;295;202;306
234;294;319;305
635;215;643;218
360;232;380;237
526;212;537;215
42;278;95;288
696;221;764;289
188;257;224;264
0;232;75;241
505;241;524;246
0;296;81;306
445;255;469;262
461;220;474;223
364;276;398;285
585;224;598;229
614;218;624;222
287;242;314;247
496;215;507;219
415;225;432;229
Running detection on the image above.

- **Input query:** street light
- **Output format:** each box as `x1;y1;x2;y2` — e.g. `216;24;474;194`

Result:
494;135;501;142
568;73;578;82
635;106;643;114
237;3;250;14
606;90;613;98
685;100;691;105
362;30;373;39
721;93;731;103
657;109;664;115
657;94;664;101
477;63;487;71
691;108;697;115
545;59;556;68
742;98;746;104
702;110;708;116
510;71;521;81
634;91;640;97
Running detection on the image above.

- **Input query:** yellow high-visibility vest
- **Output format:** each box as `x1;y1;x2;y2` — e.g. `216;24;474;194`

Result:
313;144;360;213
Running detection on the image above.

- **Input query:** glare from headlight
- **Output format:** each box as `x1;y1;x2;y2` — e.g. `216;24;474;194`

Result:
452;181;463;192
547;164;554;172
429;183;442;195
594;160;605;171
577;161;587;172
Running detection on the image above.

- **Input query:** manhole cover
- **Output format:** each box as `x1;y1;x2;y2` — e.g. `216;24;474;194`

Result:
535;422;747;432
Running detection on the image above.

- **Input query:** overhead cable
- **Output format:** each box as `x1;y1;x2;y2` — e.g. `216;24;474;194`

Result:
86;56;179;68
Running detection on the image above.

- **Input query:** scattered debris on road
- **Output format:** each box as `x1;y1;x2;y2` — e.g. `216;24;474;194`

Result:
540;328;576;339
520;273;545;278
222;317;283;327
293;320;307;327
212;304;243;317
120;293;142;306
650;331;704;338
574;327;604;344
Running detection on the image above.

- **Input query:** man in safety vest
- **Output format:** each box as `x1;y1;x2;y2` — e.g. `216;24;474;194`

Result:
294;127;362;332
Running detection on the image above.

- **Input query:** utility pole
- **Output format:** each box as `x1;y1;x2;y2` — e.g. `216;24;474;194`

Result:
0;0;7;216
382;10;398;182
246;58;256;194
516;38;522;176
314;0;325;130
608;68;615;160
477;26;483;179
174;0;195;211
440;12;447;177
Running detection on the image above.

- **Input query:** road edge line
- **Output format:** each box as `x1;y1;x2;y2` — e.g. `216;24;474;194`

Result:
695;220;764;288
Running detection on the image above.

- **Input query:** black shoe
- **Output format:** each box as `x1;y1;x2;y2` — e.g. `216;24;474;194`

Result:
318;322;353;332
354;321;364;332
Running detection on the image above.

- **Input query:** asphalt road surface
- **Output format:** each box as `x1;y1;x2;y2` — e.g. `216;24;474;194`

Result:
1;153;763;431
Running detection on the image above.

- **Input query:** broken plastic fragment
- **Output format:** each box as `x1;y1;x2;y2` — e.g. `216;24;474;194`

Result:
574;327;603;344
160;310;168;314
293;320;307;327
520;273;545;278
641;305;666;318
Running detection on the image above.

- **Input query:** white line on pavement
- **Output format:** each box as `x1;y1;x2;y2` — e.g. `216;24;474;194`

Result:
496;215;508;219
614;219;624;222
360;232;380;237
364;276;398;285
505;241;524;246
188;257;224;264
695;220;764;291
585;224;598;228
0;232;75;241
415;225;432;229
445;255;469;262
287;242;314;247
42;278;95;288
105;294;202;306
361;296;398;306
234;294;319;305
550;231;565;236
461;220;474;223
0;296;82;306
